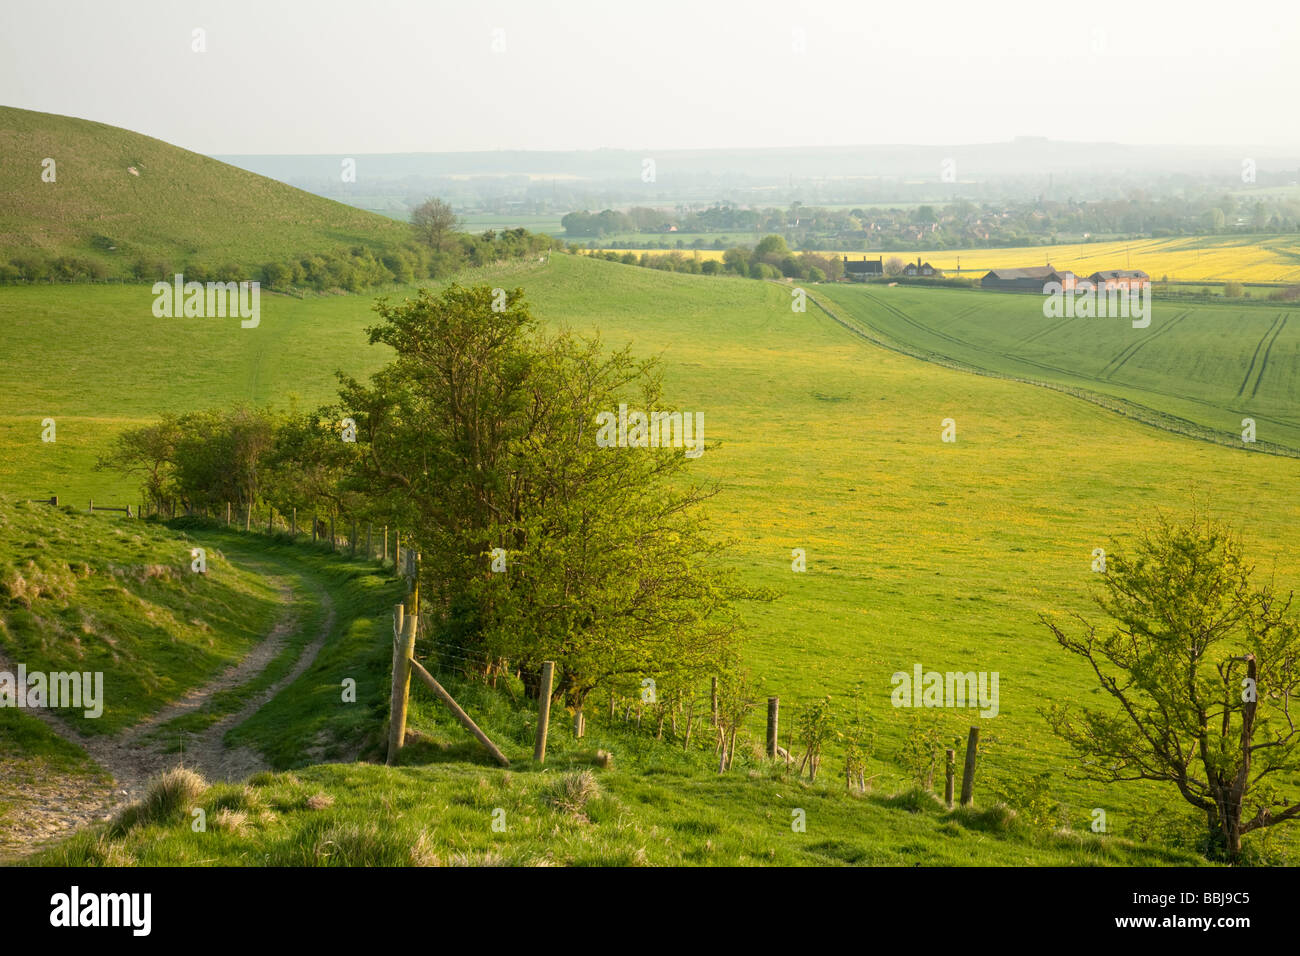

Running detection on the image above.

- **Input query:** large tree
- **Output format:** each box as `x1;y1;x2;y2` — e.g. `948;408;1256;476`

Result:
410;197;461;252
96;415;181;509
338;284;760;712
1041;515;1300;859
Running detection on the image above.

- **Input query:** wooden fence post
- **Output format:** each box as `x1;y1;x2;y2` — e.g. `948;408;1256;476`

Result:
89;499;94;513
573;709;585;739
960;727;979;806
945;748;956;808
244;503;251;532
386;606;416;766
407;659;510;767
766;697;779;759
395;530;401;575
534;661;554;763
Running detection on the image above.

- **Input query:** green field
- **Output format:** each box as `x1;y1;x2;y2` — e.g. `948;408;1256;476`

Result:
458;214;565;235
7;253;1300;859
816;282;1300;454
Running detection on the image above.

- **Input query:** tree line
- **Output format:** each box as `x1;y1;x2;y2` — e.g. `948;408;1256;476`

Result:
1;197;557;290
579;235;844;282
561;194;1300;248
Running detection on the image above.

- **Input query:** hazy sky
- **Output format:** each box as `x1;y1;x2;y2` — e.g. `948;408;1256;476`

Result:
2;0;1298;154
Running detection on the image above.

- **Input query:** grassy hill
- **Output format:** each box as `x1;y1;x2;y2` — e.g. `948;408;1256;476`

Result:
0;498;282;735
0;106;411;278
0;499;403;859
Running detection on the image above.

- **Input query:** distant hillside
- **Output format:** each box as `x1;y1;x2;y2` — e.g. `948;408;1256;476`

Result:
0;106;412;280
216;140;1300;213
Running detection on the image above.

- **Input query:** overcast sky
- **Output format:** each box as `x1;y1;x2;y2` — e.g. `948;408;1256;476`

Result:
2;0;1298;155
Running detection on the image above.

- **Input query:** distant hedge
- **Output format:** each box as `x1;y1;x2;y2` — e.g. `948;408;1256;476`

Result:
0;228;560;291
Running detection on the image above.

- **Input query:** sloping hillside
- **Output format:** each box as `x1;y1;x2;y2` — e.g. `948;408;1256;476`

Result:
0;499;403;859
0;106;411;277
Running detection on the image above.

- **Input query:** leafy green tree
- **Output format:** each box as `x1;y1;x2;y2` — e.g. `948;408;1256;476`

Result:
262;407;365;527
1041;515;1300;860
337;285;760;714
722;247;750;274
898;714;949;791
753;235;789;258
797;696;835;781
96;416;182;509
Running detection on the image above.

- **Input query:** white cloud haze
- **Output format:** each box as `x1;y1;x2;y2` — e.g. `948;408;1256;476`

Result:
1;0;1297;154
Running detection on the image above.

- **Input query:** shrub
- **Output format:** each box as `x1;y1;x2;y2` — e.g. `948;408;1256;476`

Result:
545;770;600;815
111;767;207;833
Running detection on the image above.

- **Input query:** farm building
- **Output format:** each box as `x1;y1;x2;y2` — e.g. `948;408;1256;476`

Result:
1086;269;1150;290
981;265;1076;292
902;257;943;277
843;255;884;279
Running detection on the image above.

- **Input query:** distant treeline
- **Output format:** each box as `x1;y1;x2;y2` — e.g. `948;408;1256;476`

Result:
578;235;845;282
0;228;558;290
563;195;1300;249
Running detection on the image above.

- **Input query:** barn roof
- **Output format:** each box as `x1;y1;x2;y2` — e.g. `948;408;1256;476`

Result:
984;266;1059;279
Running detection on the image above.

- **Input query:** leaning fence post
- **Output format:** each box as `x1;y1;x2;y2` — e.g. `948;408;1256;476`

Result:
534;661;555;763
945;748;956;808
386;606;416;766
960;727;979;806
766;696;779;759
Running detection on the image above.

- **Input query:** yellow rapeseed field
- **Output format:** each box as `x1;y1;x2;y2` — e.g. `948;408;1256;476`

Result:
599;237;1300;283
